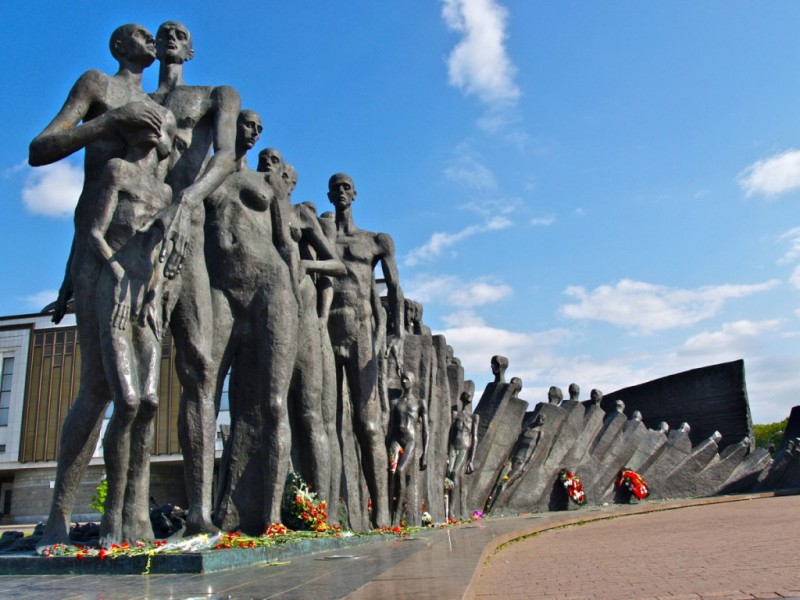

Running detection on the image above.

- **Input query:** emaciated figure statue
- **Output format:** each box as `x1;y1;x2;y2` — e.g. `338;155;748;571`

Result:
326;172;405;527
32;23;167;550
446;380;478;517
89;105;177;546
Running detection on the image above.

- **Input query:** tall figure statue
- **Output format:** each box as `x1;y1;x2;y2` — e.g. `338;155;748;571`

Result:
150;21;241;535
201;112;302;532
31;24;166;549
446;380;478;518
327;173;404;527
89;107;177;546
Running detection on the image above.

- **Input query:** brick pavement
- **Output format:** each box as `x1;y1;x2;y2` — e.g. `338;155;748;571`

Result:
471;495;800;600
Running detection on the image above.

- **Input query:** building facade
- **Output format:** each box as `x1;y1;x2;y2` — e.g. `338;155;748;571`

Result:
0;311;230;524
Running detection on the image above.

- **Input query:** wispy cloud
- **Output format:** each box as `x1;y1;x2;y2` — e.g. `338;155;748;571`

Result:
405;274;512;308
443;153;498;190
560;278;781;334
404;216;512;266
778;226;800;265
738;149;800;198
530;214;555;226
23;289;58;311
441;0;520;106
22;161;82;217
679;319;783;357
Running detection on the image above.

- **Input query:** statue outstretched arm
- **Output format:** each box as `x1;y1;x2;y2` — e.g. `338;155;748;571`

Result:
29;72;161;166
377;232;404;358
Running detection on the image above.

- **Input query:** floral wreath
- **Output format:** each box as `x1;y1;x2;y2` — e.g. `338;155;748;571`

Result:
558;468;586;505
615;467;650;500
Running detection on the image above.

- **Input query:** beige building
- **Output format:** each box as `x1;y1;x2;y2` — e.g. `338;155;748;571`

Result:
0;311;230;524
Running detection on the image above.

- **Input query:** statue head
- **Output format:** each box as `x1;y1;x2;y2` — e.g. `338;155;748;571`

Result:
156;21;194;64
510;377;523;396
281;164;298;194
631;410;643;422
236;110;262;155
328;173;356;210
547;386;563;404
711;430;722;444
446;345;454;362
461;380;475;406
257;148;283;175
567;383;580;401
110;24;156;67
400;371;416;391
679;422;691;434
658;421;670;434
490;355;508;382
532;413;545;428
590;389;603;406
614;399;625;414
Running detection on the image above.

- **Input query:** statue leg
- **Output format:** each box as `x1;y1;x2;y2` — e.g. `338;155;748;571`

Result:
259;291;298;526
346;344;389;528
319;325;342;527
39;265;109;550
98;324;141;547
293;319;331;501
121;325;163;543
171;247;218;535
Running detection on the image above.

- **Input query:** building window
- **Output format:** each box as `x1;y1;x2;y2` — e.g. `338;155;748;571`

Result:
0;357;13;427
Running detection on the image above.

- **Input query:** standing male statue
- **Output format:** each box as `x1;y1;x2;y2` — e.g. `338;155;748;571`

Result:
150;20;241;535
327;173;404;527
30;24;166;549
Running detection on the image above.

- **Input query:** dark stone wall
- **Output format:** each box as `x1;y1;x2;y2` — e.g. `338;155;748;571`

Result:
601;360;753;452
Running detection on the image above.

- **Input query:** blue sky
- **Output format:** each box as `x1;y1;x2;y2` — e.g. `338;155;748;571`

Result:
2;1;800;424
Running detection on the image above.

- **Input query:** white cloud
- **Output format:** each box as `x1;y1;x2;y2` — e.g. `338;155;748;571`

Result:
560;278;781;334
738;149;800;198
679;319;783;357
461;197;521;218
790;266;800;289
406;274;512;308
443;153;497;190
22;161;83;217
441;0;520;105
777;226;800;265
23;289;59;311
404;217;512;266
530;215;555;226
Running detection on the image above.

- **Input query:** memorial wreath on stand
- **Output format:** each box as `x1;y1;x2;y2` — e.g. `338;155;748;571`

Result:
616;467;650;500
558;469;586;505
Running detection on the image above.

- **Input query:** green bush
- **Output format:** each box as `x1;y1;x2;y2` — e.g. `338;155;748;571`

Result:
753;418;789;452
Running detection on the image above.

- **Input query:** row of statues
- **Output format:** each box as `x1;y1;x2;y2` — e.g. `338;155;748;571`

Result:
31;21;484;546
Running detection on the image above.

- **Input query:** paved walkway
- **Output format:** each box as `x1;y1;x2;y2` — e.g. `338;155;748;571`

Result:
471;495;800;600
0;494;796;598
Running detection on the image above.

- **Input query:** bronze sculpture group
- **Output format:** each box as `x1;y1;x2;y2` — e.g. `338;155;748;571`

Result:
31;22;478;547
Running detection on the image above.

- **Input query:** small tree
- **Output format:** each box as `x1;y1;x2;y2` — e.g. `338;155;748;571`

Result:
753;418;789;453
90;477;107;515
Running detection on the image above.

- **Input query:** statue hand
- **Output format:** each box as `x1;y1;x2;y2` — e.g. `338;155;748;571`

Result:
113;101;162;136
111;280;131;331
385;336;403;374
51;280;73;324
466;461;475;475
160;203;191;279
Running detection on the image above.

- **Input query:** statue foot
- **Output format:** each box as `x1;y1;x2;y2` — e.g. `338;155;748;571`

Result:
184;514;220;537
36;520;71;553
